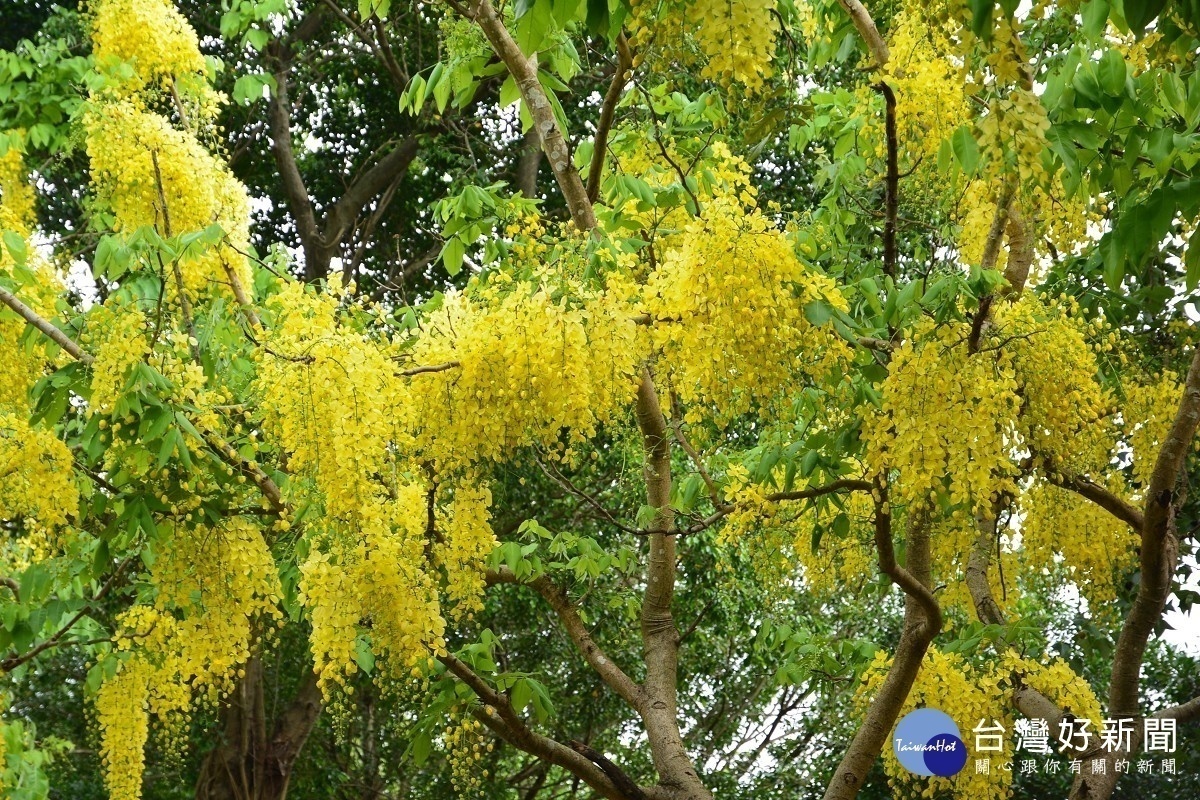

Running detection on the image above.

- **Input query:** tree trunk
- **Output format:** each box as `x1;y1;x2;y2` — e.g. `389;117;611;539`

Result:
515;129;541;200
195;656;323;800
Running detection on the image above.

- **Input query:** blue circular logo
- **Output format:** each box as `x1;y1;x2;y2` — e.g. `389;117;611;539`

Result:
893;708;968;777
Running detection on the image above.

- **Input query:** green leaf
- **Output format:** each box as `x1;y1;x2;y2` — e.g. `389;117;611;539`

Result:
1102;233;1125;288
499;75;520;108
586;0;610;36
511;678;533;714
245;27;269;50
1082;0;1110;37
1097;49;1126;96
803;299;832;326
1125;0;1167;34
441;237;466;276
1186;226;1200;290
354;638;375;674
950;126;980;174
3;231;27;265
408;731;432;765
969;0;994;38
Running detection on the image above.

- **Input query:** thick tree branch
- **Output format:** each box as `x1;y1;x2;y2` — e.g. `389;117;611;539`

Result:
966;507;1069;729
1154;695;1200;722
1109;346;1200;716
264;35;321;277
440;653;638;800
823;489;939;800
486;567;644;712
634;370;712;799
467;0;596;231
322;137;420;262
1045;472;1144;532
586;34;632;205
836;0;889;67
0;285;93;364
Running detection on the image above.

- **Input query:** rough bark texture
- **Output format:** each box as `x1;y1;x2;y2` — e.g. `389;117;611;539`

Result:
195;657;323;800
635;371;713;800
515;129;542;200
1071;345;1200;799
264;10;420;282
822;495;941;800
470;0;596;230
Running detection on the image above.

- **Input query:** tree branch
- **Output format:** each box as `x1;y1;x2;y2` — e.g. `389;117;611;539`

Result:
823;489;940;800
1109;345;1200;716
466;0;596;231
586;34;632;205
1154;695;1200;722
1045;472;1144;532
875;81;898;281
440;653;638;800
0;287;286;515
486;567;644;712
677;479;873;536
1;556;134;672
835;0;889;67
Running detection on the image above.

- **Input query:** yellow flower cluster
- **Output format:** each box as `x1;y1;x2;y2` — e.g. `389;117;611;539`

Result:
1000;652;1103;730
993;296;1114;473
977;88;1051;186
84;100;252;297
90;0;206;89
297;482;445;692
81;298;152;417
1021;482;1139;606
0;149;65;414
857;648;1012;800
443;709;489;793
880;7;970;162
254;282;508;693
718;464;876;598
434;482;497;618
255;281;412;513
626;0;777;91
85;0;251;303
865;320;1021;513
408;285;642;466
0;145;35;233
691;0;778;91
856;648;1104;800
0;411;78;531
95;519;282;795
149;518;283;699
95;654;153;800
643;167;848;424
1122;373;1183;487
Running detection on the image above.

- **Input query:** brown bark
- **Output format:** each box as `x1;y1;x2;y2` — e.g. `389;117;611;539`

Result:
264;11;420;282
635;371;713;800
195;657;324;800
515;129;542;200
1071;345;1200;799
468;0;597;231
823;495;941;800
586;34;633;205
